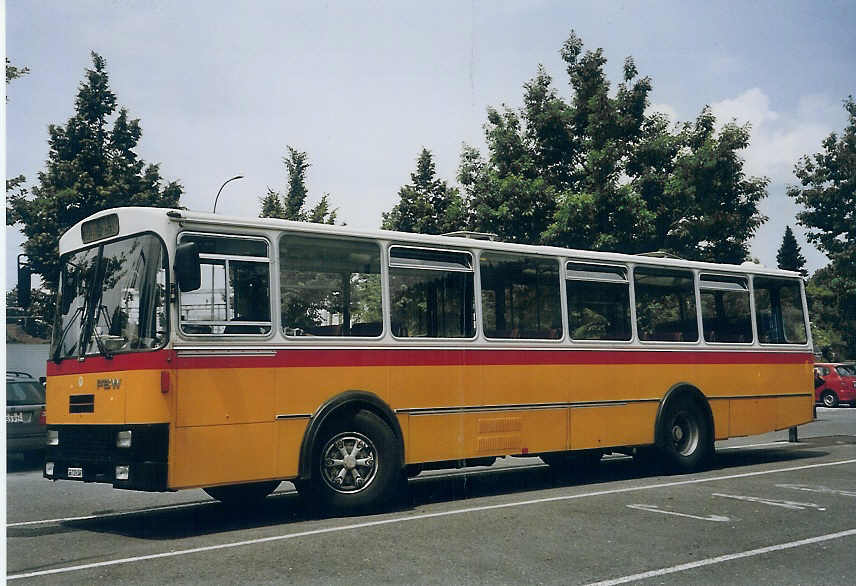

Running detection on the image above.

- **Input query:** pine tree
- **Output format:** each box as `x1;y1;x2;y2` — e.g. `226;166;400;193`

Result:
6;52;182;294
259;146;337;224
382;148;464;234
776;225;807;276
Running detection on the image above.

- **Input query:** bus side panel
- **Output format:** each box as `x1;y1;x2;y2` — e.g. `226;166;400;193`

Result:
776;394;814;430
729;398;777;437
275;419;309;478
709;399;730;440
171;422;277;489
408;413;465;463
175;367;275;426
570;403;658;450
276;366;391;415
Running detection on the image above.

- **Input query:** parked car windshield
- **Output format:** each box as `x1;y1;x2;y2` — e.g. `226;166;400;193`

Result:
835;365;856;376
51;233;168;361
6;380;45;406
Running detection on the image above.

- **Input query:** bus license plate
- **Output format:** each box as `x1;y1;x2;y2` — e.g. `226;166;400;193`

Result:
68;467;83;478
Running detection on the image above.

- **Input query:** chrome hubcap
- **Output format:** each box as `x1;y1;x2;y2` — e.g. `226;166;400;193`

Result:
671;413;699;457
321;432;378;494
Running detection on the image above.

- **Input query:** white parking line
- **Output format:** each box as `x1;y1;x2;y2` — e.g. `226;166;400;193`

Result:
776;483;856;498
8;457;856;581
717;441;790;450
586;528;856;586
6;501;215;527
712;493;826;511
626;504;731;522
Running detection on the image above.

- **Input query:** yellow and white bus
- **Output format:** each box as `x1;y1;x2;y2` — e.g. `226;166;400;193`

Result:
36;207;814;510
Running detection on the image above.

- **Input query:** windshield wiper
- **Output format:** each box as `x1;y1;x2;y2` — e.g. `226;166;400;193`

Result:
90;328;114;360
52;306;84;363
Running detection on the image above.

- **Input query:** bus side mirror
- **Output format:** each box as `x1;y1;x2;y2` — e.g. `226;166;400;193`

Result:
17;258;31;309
175;242;201;292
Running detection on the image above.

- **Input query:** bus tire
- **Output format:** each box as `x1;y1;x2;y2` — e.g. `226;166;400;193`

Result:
821;391;838;408
658;395;712;473
311;409;401;513
204;480;281;505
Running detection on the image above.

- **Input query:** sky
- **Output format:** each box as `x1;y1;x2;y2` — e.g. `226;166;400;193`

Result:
4;0;856;290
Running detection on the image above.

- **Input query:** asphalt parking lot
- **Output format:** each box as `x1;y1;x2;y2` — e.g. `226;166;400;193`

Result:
6;407;856;585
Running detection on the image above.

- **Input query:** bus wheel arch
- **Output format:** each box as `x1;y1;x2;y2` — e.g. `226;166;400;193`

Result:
654;383;714;472
297;390;404;484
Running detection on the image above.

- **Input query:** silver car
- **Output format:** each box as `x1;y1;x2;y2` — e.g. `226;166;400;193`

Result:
6;371;46;461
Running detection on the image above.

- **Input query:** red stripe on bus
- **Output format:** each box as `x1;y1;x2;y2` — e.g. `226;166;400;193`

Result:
47;348;813;375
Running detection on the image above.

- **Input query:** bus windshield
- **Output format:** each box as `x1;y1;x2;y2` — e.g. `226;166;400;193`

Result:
51;233;168;361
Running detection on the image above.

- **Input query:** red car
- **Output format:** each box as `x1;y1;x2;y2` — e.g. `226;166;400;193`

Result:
814;363;856;408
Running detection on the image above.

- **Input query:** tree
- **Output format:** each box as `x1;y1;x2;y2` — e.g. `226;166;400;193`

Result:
653;110;769;263
259;146;337;224
806;266;856;360
788;96;856;279
382;148;464;234
5;57;29;102
458;31;767;261
6;52;182;297
776;225;807;275
6;58;29;223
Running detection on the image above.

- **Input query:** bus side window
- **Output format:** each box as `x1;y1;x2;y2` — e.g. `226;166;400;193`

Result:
481;252;562;340
280;234;383;338
699;275;752;344
634;267;698;343
388;246;475;338
178;234;272;336
566;263;632;341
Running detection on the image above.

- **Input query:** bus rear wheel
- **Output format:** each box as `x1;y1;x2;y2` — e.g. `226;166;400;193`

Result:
308;409;401;513
204;480;281;505
658;396;712;473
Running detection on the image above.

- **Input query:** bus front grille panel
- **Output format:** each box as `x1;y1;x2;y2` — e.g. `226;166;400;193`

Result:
57;426;115;462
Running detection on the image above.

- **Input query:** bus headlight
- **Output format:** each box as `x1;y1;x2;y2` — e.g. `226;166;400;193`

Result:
45;462;55;476
115;465;130;480
47;430;59;446
116;430;132;448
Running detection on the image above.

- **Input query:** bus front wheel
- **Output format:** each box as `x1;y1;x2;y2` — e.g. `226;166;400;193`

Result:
658;396;712;473
308;409;401;512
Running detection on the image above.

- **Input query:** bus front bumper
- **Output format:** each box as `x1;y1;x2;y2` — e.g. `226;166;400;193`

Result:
43;423;169;492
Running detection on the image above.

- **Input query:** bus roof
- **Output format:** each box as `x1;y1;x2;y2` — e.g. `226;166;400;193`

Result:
60;206;805;279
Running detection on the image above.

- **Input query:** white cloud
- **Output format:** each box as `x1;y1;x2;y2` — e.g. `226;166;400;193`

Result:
710;88;837;183
648;102;679;124
710;87;779;128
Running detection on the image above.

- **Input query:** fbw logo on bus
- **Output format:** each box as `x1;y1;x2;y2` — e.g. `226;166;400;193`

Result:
97;378;121;390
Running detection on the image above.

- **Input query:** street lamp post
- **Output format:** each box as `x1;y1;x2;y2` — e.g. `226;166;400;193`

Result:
210;175;244;320
212;175;245;214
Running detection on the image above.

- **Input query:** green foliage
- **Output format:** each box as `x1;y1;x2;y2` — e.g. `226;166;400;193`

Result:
382;148;464;234
806;265;856;360
456;31;767;261
5;57;29;103
788;96;856;280
776;225;807;275
6;52;182;294
259;146;338;224
5;287;54;339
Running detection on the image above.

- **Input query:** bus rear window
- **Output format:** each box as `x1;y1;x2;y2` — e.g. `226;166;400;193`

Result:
754;277;807;344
